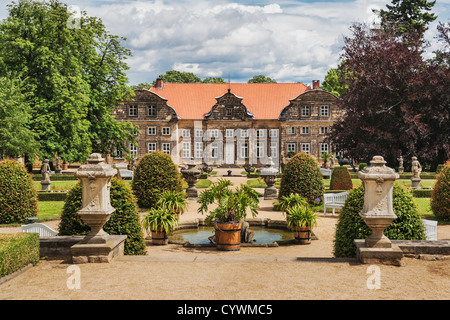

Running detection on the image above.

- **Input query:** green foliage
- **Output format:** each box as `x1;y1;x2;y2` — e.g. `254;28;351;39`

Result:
279;152;324;205
0;233;39;278
431;160;450;220
58;178;146;255
248;75;277;83
285;204;318;229
333;185;426;258
132;151;183;209
0;0;136;162
156;190;187;215
0;160;38;224
330;166;353;190
358;163;368;171
142;207;179;234
276;193;309;213
321;66;349;97
197;179;259;225
159;70;202;83
0;75;40;159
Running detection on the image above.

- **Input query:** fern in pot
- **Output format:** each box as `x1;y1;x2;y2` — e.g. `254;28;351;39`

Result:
286;204;318;245
142;207;178;245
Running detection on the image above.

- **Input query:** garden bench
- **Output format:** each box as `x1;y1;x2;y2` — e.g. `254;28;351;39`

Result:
323;191;349;216
421;219;437;241
119;169;134;179
320;168;331;178
22;223;58;237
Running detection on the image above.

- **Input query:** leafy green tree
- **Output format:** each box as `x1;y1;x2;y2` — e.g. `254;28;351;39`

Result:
378;0;437;36
0;0;137;163
159;70;201;83
0;75;40;159
248;75;277;83
202;77;226;83
321;65;349;97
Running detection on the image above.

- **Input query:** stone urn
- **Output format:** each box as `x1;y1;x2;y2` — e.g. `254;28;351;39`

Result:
181;159;202;198
75;153;117;244
358;155;399;248
260;157;279;200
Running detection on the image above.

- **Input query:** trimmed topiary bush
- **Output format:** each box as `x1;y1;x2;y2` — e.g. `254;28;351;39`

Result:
333;185;426;258
0;233;40;278
279;152;324;205
58;177;146;255
330;166;353;190
0;160;38;224
431;160;450;220
132;151;183;209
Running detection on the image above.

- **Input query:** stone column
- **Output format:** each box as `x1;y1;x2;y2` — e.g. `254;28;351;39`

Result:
354;156;403;266
71;153;127;263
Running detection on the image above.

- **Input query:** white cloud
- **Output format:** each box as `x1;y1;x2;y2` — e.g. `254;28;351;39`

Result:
1;0;449;85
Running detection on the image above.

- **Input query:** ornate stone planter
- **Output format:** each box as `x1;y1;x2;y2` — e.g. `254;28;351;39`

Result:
181;160;202;198
355;155;403;266
260;157;278;200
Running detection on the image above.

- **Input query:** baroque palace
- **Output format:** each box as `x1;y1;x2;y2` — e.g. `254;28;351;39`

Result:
114;77;342;167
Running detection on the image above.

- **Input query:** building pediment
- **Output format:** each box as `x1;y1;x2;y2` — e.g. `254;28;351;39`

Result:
204;89;254;120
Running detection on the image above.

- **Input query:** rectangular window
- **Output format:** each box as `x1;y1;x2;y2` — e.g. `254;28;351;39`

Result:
195;142;203;158
256;142;264;158
287;127;296;135
320;105;329;117
270;142;278;158
182;142;190;158
287;143;296;153
256;129;265;138
148;105;156;116
148;127;156;135
302;127;310;134
148;143;156;153
181;129;190;138
162;143;171;154
162;127;170;135
129;105;138;116
211;142;218;159
320;143;329;153
240;129;249;138
240;143;248;158
195;129;203;138
320;127;328;134
226;108;233;116
301;143;310;154
225;129;234;138
301;106;310;117
210;129;219;138
129;143;138;157
269;129;278;137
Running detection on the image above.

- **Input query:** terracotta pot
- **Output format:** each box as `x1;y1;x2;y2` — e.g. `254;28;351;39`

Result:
214;221;242;251
293;226;311;245
151;229;168;245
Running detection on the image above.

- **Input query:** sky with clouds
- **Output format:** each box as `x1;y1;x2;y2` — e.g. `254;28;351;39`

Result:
1;0;449;86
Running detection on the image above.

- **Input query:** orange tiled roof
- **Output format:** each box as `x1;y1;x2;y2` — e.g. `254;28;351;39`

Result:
149;83;310;119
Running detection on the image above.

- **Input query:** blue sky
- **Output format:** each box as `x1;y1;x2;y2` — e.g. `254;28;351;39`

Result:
1;0;449;86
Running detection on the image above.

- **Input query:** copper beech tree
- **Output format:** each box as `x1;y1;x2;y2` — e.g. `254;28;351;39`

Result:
329;23;450;170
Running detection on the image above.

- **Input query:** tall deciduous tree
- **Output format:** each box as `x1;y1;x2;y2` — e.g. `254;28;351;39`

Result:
329;23;449;169
248;75;277;83
0;0;137;163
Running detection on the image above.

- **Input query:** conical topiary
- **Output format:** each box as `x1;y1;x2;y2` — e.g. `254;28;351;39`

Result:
279;152;324;205
330;166;353;190
431;160;450;220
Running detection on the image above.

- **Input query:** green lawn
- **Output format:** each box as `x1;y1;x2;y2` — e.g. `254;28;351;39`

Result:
38;201;65;221
33;180;78;191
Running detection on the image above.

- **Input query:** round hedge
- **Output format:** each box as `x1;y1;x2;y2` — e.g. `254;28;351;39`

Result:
333;185;426;258
279;152;324;205
431;160;450;220
132;151;183;209
0;160;38;224
58;177;146;255
330;166;353;190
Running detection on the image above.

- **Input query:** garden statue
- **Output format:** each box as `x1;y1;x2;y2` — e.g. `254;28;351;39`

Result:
411;156;422;188
40;159;52;190
55;156;62;174
329;155;335;170
355;155;403;266
397;155;404;174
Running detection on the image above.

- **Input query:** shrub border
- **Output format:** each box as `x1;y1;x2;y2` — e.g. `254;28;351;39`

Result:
0;233;40;279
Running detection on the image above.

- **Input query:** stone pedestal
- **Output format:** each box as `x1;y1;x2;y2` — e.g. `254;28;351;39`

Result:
356;155;403;266
71;235;127;264
411;177;421;189
40;181;51;191
181;161;201;198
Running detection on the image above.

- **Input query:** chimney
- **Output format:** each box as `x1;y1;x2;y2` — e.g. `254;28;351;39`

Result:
155;76;163;89
312;80;320;90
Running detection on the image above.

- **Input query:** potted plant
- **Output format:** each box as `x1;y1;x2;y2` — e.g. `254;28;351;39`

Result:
142;207;179;245
156;190;187;220
285;204;318;245
321;152;332;169
197;178;259;251
276;193;309;212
